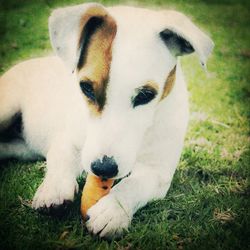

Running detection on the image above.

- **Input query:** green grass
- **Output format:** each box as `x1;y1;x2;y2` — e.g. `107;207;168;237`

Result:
0;0;249;249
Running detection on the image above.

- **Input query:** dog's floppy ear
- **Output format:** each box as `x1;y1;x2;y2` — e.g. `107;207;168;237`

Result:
49;3;116;72
159;11;214;68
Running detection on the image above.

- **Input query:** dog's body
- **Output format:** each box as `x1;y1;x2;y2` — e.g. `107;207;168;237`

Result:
0;4;213;237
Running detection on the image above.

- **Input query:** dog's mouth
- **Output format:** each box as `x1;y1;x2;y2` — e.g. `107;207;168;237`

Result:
90;170;132;182
113;171;132;185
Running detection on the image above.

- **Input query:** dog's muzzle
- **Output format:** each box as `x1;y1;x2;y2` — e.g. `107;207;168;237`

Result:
91;155;118;178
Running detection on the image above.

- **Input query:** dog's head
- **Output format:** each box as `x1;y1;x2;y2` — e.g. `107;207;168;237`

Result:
49;3;213;179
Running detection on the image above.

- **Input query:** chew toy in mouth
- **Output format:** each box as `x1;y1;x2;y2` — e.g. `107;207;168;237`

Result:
81;174;114;219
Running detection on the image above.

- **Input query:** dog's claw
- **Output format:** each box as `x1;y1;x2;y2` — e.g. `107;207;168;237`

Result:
32;177;78;214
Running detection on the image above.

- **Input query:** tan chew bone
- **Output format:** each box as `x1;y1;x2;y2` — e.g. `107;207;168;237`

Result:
81;174;114;219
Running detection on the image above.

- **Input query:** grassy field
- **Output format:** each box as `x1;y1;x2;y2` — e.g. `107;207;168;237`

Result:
0;0;249;249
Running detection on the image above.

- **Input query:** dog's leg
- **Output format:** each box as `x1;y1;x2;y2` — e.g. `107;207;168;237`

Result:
32;135;80;213
86;163;177;238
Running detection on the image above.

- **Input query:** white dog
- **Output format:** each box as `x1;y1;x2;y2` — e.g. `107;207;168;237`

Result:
0;3;213;237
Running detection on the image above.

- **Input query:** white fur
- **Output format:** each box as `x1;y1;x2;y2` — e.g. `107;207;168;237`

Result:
0;3;213;238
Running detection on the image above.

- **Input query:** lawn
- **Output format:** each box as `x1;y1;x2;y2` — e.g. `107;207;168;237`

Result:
0;0;249;249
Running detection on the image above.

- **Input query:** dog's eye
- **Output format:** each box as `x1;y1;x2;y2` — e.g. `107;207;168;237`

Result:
80;81;96;102
132;87;157;108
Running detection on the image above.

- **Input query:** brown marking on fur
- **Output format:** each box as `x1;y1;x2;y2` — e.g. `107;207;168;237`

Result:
160;66;176;100
77;6;117;116
88;98;104;117
144;81;159;93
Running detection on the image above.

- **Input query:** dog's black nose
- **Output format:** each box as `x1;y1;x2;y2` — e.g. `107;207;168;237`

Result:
91;155;118;178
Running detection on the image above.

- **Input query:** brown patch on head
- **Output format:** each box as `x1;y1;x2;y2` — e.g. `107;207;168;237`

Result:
160;66;176;100
144;81;159;93
77;6;117;115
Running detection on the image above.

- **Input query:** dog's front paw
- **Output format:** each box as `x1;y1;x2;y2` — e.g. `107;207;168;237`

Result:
86;194;132;238
32;175;78;216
